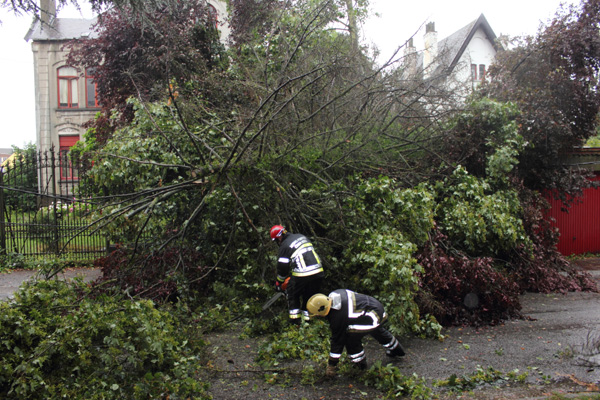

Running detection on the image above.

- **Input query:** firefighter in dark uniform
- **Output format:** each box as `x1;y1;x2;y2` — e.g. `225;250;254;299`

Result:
307;289;405;376
270;225;324;324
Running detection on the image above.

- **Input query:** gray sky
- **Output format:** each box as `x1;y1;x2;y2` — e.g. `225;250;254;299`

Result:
0;0;581;149
364;0;580;62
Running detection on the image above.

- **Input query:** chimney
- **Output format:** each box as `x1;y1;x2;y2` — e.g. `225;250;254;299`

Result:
404;37;418;76
39;0;57;26
423;22;438;77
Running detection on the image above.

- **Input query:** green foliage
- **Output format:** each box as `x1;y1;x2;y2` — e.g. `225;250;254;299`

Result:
345;177;436;245
360;361;433;399
2;144;38;213
436;166;531;256
585;135;600;147
0;253;32;272
346;228;441;337
443;99;524;181
256;320;330;366
80;98;209;243
0;255;93;274
434;100;530;256
0;280;209;399
87;99;191;193
340;176;442;337
434;365;528;392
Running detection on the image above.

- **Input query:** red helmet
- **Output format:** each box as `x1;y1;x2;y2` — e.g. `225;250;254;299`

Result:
270;225;287;240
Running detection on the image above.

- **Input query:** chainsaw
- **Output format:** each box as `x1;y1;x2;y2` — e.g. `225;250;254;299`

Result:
262;276;290;310
262;291;285;310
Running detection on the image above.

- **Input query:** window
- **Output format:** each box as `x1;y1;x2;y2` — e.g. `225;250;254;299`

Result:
59;135;80;180
85;68;100;108
471;64;487;81
207;4;218;29
471;64;478;81
57;66;79;108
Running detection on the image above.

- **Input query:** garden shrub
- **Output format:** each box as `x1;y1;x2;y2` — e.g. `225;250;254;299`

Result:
0;279;209;399
93;246;213;302
416;229;522;326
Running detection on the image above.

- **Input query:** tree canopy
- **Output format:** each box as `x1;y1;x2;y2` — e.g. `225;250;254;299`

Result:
6;0;600;333
481;0;600;196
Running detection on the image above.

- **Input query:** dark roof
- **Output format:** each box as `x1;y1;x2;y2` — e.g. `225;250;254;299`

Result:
411;14;501;77
25;17;98;42
438;14;501;73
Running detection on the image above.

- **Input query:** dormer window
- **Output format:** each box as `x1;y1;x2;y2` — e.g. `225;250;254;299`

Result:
471;63;487;81
57;66;79;108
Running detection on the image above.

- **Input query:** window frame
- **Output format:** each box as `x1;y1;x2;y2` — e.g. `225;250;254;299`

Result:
85;67;100;108
478;64;486;81
471;64;478;81
57;66;79;109
207;4;218;29
58;135;80;181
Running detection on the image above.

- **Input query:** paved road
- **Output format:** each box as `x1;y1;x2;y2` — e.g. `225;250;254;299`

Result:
393;261;600;393
0;267;102;300
1;261;599;396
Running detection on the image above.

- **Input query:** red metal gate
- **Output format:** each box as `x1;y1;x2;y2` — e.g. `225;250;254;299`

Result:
545;174;600;256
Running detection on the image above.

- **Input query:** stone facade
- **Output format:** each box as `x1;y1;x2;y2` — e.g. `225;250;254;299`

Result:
25;0;230;155
29;35;99;153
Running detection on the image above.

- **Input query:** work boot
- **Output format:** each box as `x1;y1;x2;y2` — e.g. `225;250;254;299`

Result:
353;359;368;371
386;340;405;358
325;364;337;377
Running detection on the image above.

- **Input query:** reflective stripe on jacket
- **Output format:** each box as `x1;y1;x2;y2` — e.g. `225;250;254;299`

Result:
276;233;323;280
326;289;386;356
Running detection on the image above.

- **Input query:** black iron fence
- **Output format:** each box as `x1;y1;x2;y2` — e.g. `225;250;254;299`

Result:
0;148;107;259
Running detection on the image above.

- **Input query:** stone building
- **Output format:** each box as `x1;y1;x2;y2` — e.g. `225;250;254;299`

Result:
24;0;230;159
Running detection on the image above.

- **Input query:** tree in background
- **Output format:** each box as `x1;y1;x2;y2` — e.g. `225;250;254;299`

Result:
481;0;600;198
2;143;38;213
66;0;227;145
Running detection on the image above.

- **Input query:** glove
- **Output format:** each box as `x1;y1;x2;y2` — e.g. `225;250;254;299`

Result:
274;280;283;292
325;365;337;377
274;277;290;292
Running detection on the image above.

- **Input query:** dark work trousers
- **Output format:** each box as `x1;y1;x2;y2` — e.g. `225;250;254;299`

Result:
286;272;324;322
345;323;401;364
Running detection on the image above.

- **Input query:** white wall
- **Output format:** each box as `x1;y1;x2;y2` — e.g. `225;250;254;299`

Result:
454;27;497;86
210;0;231;45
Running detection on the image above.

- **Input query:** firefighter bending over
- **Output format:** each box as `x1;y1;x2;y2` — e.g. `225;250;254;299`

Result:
307;289;405;376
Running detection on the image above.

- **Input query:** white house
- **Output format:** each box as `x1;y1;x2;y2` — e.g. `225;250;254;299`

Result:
404;14;502;99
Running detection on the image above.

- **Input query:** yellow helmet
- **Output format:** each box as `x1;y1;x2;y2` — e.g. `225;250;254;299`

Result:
307;294;332;317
